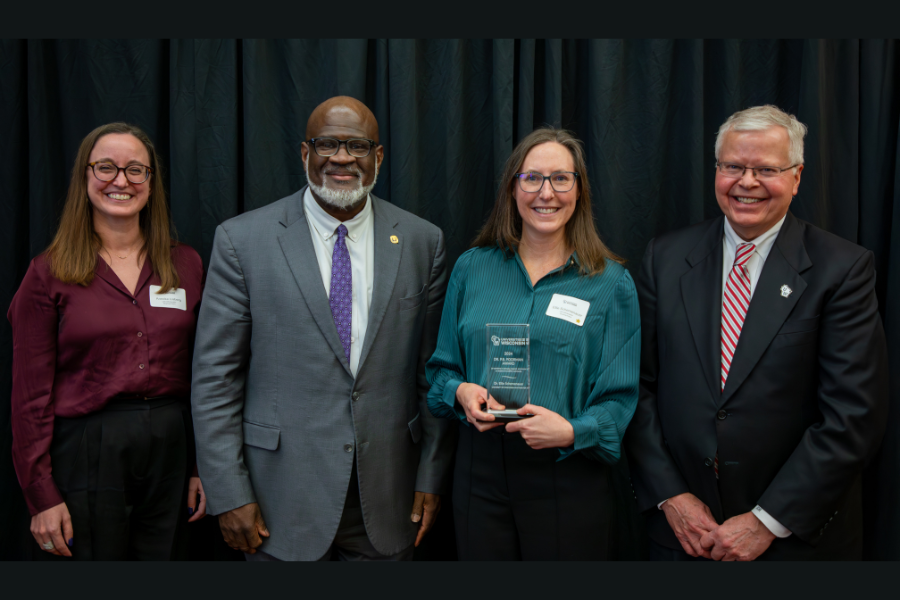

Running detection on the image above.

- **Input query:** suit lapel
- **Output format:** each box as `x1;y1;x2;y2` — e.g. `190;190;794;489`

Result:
357;197;402;372
721;213;811;404
680;217;726;405
277;188;353;377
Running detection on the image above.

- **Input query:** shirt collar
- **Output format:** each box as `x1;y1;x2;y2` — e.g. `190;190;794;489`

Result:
510;247;581;281
303;187;373;243
723;214;786;264
568;251;582;268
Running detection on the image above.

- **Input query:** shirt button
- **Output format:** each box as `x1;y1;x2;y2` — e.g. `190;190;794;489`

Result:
139;364;145;369
717;410;728;420
137;332;143;337
344;444;353;453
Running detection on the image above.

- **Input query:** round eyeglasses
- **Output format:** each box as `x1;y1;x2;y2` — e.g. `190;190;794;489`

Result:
716;162;798;180
514;171;579;193
87;161;152;184
307;137;376;158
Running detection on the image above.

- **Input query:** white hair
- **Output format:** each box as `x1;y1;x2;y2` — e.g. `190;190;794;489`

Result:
304;152;379;210
715;105;808;166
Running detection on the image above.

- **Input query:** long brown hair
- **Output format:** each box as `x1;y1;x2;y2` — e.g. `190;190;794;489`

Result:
472;127;622;276
45;122;179;291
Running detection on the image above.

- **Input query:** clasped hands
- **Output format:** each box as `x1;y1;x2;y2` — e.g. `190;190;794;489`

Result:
662;492;776;561
455;382;575;449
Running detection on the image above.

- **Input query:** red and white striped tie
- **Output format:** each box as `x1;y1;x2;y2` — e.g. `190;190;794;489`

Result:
721;242;755;390
716;242;754;479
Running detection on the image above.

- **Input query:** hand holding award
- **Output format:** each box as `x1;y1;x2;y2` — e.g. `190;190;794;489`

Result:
455;382;507;432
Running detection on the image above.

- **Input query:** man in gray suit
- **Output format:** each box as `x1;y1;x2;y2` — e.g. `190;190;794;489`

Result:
191;96;455;561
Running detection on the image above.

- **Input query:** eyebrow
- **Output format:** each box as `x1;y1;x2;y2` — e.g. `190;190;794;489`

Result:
93;158;148;165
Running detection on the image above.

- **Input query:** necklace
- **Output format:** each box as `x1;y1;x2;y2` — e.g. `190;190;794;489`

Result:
103;242;142;260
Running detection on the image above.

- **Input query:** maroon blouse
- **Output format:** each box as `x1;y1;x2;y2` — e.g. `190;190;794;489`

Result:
7;245;204;515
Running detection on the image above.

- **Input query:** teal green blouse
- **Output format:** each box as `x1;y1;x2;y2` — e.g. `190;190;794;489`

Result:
426;246;640;463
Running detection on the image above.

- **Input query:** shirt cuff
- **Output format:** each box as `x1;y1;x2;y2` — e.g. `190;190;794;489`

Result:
566;412;618;454
657;498;668;510
441;377;467;421
23;475;65;516
753;505;792;538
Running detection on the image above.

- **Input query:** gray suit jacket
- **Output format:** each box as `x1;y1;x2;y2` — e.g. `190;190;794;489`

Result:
191;187;455;560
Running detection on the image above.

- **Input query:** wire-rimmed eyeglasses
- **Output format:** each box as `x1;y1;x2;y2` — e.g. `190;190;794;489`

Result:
715;162;799;180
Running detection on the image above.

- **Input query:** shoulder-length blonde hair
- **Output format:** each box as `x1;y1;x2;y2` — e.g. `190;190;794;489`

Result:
472;127;621;276
45;122;179;291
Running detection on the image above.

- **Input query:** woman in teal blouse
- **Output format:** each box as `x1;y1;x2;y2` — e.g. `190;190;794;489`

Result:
426;128;640;560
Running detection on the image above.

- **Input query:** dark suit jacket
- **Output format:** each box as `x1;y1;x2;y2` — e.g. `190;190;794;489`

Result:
625;212;888;560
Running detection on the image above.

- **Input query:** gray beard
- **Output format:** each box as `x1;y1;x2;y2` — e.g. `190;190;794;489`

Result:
305;154;378;210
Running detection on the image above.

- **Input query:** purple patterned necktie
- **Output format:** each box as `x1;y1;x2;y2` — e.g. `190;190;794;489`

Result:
330;224;352;364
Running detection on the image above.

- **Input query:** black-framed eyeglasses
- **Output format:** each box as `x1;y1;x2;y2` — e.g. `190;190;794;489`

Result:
87;161;153;184
514;171;579;193
715;162;799;180
307;137;377;158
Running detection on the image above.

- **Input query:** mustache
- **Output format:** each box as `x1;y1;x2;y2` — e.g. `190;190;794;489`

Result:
324;167;360;177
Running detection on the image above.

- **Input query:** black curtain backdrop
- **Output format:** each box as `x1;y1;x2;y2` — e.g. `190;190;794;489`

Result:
1;39;898;560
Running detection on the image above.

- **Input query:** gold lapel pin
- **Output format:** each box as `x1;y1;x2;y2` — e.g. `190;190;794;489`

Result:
390;235;399;244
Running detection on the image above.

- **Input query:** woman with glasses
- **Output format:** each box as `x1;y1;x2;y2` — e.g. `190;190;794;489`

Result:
8;122;206;560
426;128;640;560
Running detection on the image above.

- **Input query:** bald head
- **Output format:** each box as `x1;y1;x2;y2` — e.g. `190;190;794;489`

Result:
306;96;379;143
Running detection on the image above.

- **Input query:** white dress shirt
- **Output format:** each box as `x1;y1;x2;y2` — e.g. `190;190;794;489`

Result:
658;215;792;539
721;215;784;299
303;188;375;377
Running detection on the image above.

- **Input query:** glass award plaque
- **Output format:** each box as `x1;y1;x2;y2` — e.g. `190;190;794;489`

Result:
485;324;533;422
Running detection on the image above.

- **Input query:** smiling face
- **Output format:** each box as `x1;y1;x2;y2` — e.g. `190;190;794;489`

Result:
86;133;152;223
301;101;383;216
514;142;579;245
715;127;802;241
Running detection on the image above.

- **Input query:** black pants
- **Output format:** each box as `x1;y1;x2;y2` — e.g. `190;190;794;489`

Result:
453;422;612;560
40;397;193;561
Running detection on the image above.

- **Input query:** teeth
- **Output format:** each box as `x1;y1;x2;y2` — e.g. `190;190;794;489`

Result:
535;208;558;213
107;193;131;200
735;197;763;204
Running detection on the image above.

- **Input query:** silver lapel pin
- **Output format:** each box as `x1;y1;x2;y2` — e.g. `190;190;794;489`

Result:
780;284;793;298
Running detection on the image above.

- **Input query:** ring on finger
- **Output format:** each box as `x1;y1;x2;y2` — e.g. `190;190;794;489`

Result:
42;541;54;550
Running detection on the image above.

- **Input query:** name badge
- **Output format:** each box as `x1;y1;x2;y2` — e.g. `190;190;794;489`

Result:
149;285;187;310
545;293;590;326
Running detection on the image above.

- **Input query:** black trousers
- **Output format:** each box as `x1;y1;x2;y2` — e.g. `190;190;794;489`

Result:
40;397;193;561
453;422;613;560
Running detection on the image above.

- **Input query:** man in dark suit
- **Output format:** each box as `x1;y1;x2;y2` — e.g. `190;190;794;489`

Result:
626;105;889;560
